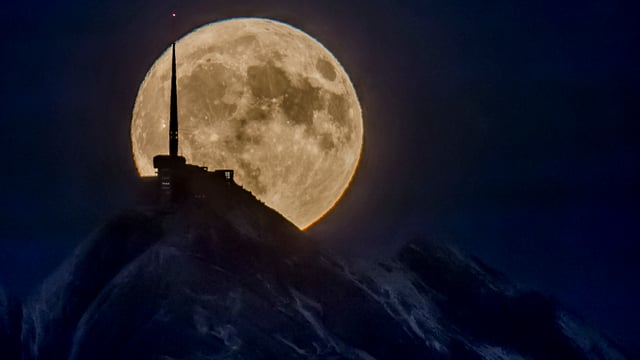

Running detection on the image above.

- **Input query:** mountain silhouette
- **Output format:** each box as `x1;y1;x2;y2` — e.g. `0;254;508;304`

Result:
5;180;627;359
0;285;20;359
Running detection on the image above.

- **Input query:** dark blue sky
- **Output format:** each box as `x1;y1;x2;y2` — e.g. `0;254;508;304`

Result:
1;0;638;352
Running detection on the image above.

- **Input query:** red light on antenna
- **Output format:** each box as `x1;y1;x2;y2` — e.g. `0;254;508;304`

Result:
172;13;176;17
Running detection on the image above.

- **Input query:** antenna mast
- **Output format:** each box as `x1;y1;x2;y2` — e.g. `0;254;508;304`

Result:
169;42;179;156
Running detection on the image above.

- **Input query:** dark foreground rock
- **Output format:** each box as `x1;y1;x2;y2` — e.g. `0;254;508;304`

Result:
0;285;20;359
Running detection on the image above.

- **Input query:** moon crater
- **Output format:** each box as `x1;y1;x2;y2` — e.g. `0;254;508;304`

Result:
131;18;363;229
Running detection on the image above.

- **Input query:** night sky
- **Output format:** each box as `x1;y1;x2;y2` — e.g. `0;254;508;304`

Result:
1;0;638;353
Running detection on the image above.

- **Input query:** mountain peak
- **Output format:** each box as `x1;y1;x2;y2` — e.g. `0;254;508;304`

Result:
13;187;628;359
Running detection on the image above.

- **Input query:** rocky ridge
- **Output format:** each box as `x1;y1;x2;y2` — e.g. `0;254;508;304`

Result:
4;181;628;359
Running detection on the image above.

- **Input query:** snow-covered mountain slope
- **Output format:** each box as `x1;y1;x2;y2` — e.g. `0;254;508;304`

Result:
18;182;628;359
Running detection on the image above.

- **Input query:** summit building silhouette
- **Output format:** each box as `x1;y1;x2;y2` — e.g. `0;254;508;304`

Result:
143;42;234;204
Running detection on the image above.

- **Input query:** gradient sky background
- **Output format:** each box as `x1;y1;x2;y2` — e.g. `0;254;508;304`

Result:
1;0;638;353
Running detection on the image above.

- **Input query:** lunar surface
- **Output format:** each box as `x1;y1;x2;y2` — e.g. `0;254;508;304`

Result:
131;18;363;229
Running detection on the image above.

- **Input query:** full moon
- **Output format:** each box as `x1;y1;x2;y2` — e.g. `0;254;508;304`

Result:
131;18;363;229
